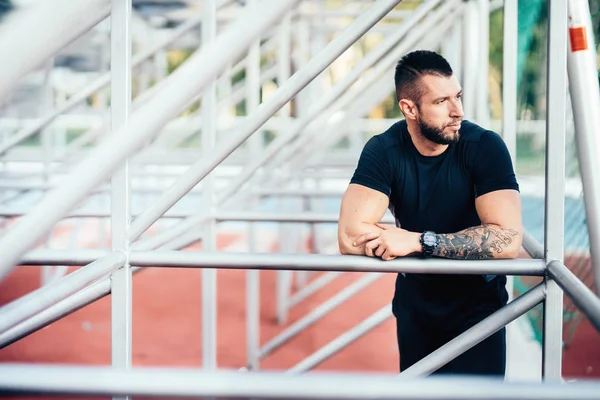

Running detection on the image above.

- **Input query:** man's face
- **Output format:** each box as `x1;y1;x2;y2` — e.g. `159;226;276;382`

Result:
415;74;464;145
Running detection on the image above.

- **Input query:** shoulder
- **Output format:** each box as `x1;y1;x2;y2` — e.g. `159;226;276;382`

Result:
457;120;513;168
458;120;508;151
457;120;497;142
365;120;405;151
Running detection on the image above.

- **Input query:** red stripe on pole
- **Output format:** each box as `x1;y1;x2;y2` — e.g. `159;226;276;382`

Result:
569;26;588;52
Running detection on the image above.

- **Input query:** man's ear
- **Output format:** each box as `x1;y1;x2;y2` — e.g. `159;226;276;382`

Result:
399;99;417;120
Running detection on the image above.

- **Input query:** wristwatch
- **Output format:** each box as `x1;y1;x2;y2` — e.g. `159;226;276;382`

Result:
420;231;439;258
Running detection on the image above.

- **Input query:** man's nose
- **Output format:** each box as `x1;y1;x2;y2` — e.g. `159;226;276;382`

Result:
450;100;464;118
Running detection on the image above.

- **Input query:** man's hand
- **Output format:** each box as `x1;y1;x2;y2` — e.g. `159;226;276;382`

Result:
353;223;422;261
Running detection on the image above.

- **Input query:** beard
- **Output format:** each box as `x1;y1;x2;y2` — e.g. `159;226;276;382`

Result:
418;117;461;145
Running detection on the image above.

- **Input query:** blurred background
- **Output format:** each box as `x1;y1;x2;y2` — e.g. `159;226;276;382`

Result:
0;0;598;385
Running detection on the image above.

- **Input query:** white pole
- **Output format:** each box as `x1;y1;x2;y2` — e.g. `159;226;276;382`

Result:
127;0;406;243
567;0;600;296
542;0;567;382
245;0;262;370
475;0;491;127
110;2;132;399
0;0;300;282
201;0;219;370
0;0;110;103
502;0;518;163
501;0;518;311
461;1;479;120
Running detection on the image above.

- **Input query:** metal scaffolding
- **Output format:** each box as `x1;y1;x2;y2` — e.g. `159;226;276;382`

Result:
0;0;599;398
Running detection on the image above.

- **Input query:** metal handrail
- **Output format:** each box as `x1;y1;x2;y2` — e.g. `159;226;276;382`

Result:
0;0;299;281
0;251;126;335
0;0;237;156
1;363;599;399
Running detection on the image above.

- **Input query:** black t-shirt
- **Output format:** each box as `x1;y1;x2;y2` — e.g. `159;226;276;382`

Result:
349;120;519;324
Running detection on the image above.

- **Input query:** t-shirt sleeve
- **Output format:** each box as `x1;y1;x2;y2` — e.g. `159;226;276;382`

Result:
473;131;520;197
349;135;393;197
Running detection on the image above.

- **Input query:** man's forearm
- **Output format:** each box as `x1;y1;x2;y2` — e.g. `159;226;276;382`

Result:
432;224;521;260
338;222;382;255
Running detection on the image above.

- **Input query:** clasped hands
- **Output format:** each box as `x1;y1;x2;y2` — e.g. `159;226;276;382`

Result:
352;223;421;261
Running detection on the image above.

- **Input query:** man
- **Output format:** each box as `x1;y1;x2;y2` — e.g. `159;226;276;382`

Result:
337;50;522;377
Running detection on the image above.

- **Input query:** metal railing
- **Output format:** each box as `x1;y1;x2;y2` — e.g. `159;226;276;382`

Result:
0;0;599;398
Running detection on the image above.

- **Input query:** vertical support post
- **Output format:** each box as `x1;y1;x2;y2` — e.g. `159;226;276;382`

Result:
278;12;292;119
218;63;233;120
542;0;567;382
295;6;311;118
246;0;261;370
276;10;293;326
441;22;462;82
502;0;518;164
567;0;600;295
502;0;518;304
307;0;325;109
110;1;132;399
476;0;490;127
461;0;478;120
41;57;54;287
202;0;218;370
41;58;54;184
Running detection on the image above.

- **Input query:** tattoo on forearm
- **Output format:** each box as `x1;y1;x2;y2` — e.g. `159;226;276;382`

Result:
433;224;519;260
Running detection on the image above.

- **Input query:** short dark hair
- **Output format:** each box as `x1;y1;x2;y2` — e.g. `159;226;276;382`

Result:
394;50;453;104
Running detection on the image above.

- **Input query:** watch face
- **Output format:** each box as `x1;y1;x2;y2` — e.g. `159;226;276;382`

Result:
423;233;437;247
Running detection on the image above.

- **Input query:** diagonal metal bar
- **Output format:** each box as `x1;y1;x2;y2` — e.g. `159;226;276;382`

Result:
287;305;392;373
259;273;383;359
0;0;299;282
219;0;449;208
0;0;237;155
0;251;126;335
278;0;460;170
398;283;546;378
128;0;405;242
547;260;600;331
522;229;544;259
0;0;110;104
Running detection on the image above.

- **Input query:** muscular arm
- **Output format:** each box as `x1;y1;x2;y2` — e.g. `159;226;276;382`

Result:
338;184;389;255
353;189;523;260
432;189;523;259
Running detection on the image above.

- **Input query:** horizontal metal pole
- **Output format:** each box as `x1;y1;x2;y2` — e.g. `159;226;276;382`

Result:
2;224;197;348
221;0;443;207
0;278;111;348
0;251;126;335
547;260;600;331
0;0;298;282
254;188;344;197
128;0;403;242
19;249;113;266
399;283;546;378
1;364;600;399
129;251;546;275
522;229;544;259
0;208;190;219
288;305;392;373
0;1;237;155
215;211;395;224
297;9;412;18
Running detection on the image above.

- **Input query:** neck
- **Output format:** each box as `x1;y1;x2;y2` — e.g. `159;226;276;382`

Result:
406;120;448;157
